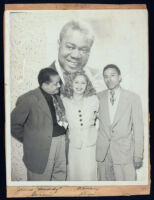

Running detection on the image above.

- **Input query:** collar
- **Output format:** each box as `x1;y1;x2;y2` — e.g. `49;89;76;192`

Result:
40;87;53;101
55;60;65;84
108;87;121;97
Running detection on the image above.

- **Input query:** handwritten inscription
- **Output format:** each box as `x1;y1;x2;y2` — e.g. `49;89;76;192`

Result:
77;186;99;196
15;186;63;197
14;186;99;197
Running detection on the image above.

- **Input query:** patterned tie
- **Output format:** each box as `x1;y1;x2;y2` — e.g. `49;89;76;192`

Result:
52;95;66;126
110;90;115;105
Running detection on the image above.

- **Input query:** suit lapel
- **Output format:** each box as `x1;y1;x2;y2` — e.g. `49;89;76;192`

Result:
35;88;51;119
100;90;110;126
112;89;128;127
49;61;57;71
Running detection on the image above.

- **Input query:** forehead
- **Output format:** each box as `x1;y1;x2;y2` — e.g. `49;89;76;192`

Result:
104;68;119;75
62;29;92;46
74;75;87;81
49;75;60;82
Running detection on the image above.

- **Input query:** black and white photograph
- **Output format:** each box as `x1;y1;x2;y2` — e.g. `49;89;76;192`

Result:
4;4;149;196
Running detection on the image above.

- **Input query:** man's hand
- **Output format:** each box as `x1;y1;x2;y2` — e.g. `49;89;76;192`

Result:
134;156;143;169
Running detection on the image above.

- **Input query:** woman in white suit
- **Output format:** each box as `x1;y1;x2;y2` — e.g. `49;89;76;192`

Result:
61;71;99;181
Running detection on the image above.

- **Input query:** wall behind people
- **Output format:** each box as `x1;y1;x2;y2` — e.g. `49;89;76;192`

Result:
7;10;148;181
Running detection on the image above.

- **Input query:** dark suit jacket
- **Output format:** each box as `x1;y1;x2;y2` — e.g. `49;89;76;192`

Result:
96;89;144;164
11;87;64;173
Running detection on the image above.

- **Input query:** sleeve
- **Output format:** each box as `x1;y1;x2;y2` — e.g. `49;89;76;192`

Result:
61;97;68;109
92;95;99;112
132;95;144;159
61;97;69;121
11;96;30;143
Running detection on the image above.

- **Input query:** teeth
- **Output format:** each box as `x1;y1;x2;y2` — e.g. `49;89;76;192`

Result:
67;60;78;64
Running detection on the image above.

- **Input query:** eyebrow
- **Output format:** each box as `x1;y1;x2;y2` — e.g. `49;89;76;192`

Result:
66;42;90;49
104;72;117;76
65;42;75;46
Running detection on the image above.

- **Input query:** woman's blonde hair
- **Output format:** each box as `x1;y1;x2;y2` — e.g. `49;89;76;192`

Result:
61;71;96;98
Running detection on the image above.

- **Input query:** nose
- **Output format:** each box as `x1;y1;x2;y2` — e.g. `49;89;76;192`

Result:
107;77;111;82
57;82;61;88
70;49;81;59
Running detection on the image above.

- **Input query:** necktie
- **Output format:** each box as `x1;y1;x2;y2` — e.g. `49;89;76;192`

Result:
63;71;72;83
110;90;115;105
52;95;66;125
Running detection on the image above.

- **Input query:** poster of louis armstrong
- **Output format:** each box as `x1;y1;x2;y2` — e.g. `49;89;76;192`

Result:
5;3;149;197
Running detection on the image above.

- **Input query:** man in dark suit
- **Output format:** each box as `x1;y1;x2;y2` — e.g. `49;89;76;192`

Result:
11;68;67;181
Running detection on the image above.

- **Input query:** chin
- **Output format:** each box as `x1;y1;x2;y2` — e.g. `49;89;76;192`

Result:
65;65;80;72
107;85;115;90
74;91;84;95
68;68;79;73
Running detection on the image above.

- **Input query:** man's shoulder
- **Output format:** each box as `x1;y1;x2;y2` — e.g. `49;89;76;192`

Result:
18;88;40;102
48;61;56;71
122;89;141;101
96;90;108;99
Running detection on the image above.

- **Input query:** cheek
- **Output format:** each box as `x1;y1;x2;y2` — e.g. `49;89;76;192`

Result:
104;79;108;84
81;54;89;63
83;84;87;90
59;47;70;57
113;78;119;83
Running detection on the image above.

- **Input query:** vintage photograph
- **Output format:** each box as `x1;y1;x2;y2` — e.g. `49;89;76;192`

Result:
5;5;149;195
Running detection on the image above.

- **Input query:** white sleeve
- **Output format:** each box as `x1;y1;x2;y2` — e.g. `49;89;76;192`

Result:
91;95;99;111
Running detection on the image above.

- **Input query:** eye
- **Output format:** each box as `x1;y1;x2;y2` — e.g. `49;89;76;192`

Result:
80;48;90;54
66;44;74;50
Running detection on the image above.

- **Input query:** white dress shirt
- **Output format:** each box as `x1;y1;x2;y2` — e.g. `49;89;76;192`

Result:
108;87;121;124
55;60;65;84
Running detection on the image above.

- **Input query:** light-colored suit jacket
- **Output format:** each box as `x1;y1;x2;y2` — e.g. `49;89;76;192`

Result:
96;88;144;164
11;88;64;173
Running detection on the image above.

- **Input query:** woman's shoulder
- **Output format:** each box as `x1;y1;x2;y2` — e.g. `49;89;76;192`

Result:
85;95;99;108
62;96;73;105
86;95;99;102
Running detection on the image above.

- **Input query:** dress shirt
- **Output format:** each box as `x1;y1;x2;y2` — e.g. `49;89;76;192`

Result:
55;60;65;84
108;87;121;124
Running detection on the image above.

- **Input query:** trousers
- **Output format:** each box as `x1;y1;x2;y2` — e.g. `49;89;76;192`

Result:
97;148;136;181
27;135;66;181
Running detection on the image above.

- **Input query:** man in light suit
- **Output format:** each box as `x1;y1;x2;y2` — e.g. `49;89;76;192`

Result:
11;68;67;181
96;64;144;181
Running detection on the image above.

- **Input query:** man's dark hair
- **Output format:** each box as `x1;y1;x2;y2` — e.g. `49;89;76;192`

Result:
103;64;121;75
38;68;59;86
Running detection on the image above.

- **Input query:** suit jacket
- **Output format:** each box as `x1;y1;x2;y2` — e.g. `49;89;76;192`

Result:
96;88;144;164
11;87;64;174
49;61;57;71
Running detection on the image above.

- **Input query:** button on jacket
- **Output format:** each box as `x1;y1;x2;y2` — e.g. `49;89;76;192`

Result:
62;95;99;149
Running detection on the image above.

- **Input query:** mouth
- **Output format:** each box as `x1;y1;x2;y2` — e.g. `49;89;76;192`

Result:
66;60;79;67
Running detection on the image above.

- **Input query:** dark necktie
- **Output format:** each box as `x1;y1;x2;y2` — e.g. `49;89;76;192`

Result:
110;90;115;105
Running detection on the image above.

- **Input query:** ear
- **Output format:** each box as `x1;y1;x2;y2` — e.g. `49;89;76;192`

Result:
119;75;122;83
57;39;60;49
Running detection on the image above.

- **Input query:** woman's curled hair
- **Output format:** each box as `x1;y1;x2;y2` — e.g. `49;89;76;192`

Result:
61;70;96;98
